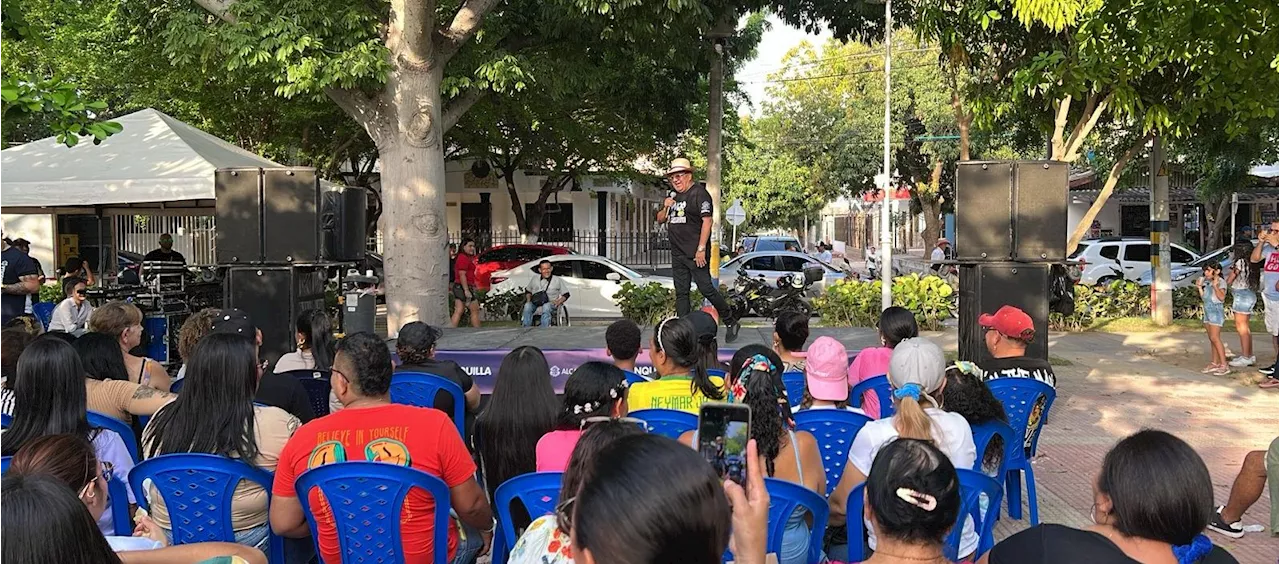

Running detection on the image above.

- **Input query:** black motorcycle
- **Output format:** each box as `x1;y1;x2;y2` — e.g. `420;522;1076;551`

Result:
725;266;822;318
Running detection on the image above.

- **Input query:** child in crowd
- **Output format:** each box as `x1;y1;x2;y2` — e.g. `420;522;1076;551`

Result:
797;336;865;415
848;306;918;418
535;362;628;472
604;319;642;378
1199;263;1229;376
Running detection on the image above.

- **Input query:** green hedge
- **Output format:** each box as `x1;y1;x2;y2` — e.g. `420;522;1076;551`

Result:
1049;280;1256;331
813;274;956;331
614;282;676;325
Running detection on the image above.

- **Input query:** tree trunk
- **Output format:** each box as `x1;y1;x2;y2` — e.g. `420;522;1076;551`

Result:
1067;134;1151;254
951;88;971;161
1205;195;1231;251
504;168;530;237
920;199;942;259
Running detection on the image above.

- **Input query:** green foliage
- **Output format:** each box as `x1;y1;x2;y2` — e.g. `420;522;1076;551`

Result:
1049;281;1221;331
814;274;955;331
614;282;676;326
38;283;64;304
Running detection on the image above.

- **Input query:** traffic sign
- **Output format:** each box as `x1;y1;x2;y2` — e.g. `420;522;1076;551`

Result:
726;199;746;227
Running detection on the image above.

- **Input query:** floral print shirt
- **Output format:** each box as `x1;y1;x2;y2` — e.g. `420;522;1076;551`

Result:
509;514;574;564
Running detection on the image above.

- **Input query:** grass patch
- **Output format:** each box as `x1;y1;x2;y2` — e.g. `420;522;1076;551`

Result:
1086;317;1267;334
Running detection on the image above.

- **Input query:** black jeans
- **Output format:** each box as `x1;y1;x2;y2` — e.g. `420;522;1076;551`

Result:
672;253;733;321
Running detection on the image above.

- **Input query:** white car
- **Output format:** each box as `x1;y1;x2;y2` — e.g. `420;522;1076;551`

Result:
489;254;676;317
718;251;848;296
1070;237;1199;285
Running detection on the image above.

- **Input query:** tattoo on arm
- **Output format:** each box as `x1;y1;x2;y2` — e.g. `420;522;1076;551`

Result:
131;386;172;400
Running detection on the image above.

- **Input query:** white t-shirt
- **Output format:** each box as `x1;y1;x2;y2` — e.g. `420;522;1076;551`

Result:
849;407;978;557
931;247;946;263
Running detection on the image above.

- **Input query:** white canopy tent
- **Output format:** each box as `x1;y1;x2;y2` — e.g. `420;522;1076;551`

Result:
0;108;284;209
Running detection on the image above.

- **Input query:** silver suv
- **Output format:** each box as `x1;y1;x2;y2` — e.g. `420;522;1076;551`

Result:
1070;237;1199;286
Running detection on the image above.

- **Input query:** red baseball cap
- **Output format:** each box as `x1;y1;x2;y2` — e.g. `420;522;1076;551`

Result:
979;305;1034;341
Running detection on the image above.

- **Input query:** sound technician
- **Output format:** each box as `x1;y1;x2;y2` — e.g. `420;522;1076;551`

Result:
655;158;739;342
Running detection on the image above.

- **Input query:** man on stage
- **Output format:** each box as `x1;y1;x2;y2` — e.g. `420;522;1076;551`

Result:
656;158;740;342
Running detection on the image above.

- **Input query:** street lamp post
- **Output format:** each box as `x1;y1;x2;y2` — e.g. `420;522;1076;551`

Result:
879;0;893;311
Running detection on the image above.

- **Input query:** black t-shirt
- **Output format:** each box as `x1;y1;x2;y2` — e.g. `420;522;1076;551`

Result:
980;355;1056;387
1;247;38;325
143;248;187;264
990;524;1238;564
397;360;476;442
254;372;316;424
666;183;713;258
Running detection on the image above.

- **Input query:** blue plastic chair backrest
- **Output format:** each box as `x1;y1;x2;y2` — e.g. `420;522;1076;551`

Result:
630;408;697;440
0;413;10;429
763;478;829;564
969;420;1017;476
793;410;874;496
493;472;564;560
623;370;648;386
781;371;807;407
282;369;333;417
707;368;728;379
0;456;9;472
850;375;895;418
846;468;1004;562
391;372;466;438
33;302;55;331
88;410;140;464
985;378;1056;456
294;461;452;564
128;453;283;561
103;471;133;536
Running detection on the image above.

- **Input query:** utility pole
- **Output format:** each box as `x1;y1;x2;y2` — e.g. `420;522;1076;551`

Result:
879;0;894;311
1150;135;1172;325
707;20;734;278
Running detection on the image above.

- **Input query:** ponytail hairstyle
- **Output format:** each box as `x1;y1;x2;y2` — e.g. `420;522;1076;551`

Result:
729;344;790;477
886;337;947;444
296;309;335;371
877;306;919;348
1231;240;1260;291
652;317;723;400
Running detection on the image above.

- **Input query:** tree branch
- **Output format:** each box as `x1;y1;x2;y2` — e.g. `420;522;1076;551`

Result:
324;87;387;144
1067;133;1152;253
194;0;237;23
1051;95;1072;160
441;88;487;133
1063;92;1112;162
436;0;504;63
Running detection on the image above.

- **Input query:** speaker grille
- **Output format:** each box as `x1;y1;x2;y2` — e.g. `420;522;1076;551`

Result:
955;162;1013;260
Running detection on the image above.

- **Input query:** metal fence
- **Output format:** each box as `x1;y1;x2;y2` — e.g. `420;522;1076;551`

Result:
373;227;675;268
115;214;217;265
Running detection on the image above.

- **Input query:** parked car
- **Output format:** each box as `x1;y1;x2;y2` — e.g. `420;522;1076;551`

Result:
474;244;574;290
489;254;678;317
717;250;847;296
740;235;802;253
1070;237;1199;286
1137;241;1253;289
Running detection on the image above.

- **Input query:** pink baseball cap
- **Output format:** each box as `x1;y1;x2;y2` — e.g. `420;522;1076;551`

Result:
804;336;850;402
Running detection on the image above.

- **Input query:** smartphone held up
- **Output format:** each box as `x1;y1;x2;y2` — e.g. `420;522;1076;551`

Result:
697;402;751;484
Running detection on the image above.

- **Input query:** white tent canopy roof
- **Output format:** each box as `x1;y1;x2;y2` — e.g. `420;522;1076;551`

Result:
1;108;284;208
1249;163;1280;178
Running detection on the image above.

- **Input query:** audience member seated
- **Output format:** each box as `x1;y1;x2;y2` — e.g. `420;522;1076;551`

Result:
797;336;865;414
628;317;725;413
2;472;268;564
849;306;918;418
984;429;1238;564
142;333;300;551
941;361;1008;477
274;309;336;374
394;321;481;437
977;305;1054;451
0;336;137;534
270;332;494;564
773;311;810;372
686;310;729;374
0;327;34;399
174;308;219;382
7;433;264;564
829;337;976;560
74;332;175;423
510;420;646;564
536;361;628;472
48;276;93;335
860;438;962;564
210;309;315;423
682;345;825;564
1208;437;1279;539
89;301;171;392
605;319;642;377
475;346;559;503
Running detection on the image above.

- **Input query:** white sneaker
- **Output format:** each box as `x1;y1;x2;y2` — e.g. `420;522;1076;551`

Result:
1229;356;1256;367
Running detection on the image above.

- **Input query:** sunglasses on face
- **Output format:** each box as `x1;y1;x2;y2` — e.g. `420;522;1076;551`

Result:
74;289;87;296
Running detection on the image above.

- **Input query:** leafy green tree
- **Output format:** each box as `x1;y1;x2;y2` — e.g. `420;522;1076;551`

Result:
722;118;815;232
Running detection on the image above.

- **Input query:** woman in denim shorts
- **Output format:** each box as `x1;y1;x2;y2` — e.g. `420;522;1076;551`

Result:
1200;263;1230;376
1227;241;1260;367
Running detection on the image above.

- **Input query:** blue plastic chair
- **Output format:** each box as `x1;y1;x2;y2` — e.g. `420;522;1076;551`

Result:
622;370;648;386
0;456;8;472
0;413;10;429
391;371;466;438
850;375;894;418
493;472;564;564
88;410;140;464
631;408;697;440
128;453;285;564
294;461;452;564
781;371;807;407
170;378;185;394
986;378;1056;524
708;368;728;379
763;478;829;564
33;301;55;331
283;369;333;417
846;468;1004;561
793;409;874;496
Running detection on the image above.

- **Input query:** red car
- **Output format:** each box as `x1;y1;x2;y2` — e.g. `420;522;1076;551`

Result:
474;244;574;290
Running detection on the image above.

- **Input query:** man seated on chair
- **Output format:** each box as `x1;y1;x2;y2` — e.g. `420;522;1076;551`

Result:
606;319;643;379
976;304;1055;452
521;260;568;328
270;332;494;564
396;321;481;443
211;309;316;424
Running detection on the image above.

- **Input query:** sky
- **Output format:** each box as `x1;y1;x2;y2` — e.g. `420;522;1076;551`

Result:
734;16;832;115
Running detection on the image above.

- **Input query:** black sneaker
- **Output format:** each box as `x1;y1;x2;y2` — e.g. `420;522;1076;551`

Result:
1261;363;1277;376
724;318;741;343
1207;506;1245;539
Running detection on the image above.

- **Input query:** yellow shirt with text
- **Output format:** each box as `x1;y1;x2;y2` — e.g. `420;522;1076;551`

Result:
628;375;725;414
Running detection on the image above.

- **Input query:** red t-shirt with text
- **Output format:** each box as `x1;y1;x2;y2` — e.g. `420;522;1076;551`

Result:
273;404;476;563
454;253;477;287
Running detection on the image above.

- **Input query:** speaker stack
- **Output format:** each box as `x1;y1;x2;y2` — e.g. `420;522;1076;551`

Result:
955;161;1068;363
215;167;368;363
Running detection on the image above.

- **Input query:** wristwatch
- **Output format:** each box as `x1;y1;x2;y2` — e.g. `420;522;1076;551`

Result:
697;245;706;252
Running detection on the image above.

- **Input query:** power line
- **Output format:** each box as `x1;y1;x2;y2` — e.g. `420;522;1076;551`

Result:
739;62;936;85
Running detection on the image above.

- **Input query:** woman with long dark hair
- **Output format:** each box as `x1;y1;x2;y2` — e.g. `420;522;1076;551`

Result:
628;317;724;413
848;306;918;418
940;361;1007;477
1226;239;1260;368
274;309;336;373
142;333;300;550
535;362;628;472
1;336;138;534
474;346;559;502
685;310;728;374
773;311;810;372
862;438;962;564
6;434;268;563
73;332;174;424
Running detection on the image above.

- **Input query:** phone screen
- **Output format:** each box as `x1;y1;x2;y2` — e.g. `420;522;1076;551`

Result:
697;402;751;484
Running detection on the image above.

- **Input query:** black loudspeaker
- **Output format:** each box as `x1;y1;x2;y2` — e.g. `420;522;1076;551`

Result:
215;168;265;263
322;186;368;262
955;162;1014;260
958;263;1050;364
1013;161;1068;261
262;168;322;263
224;266;328;364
